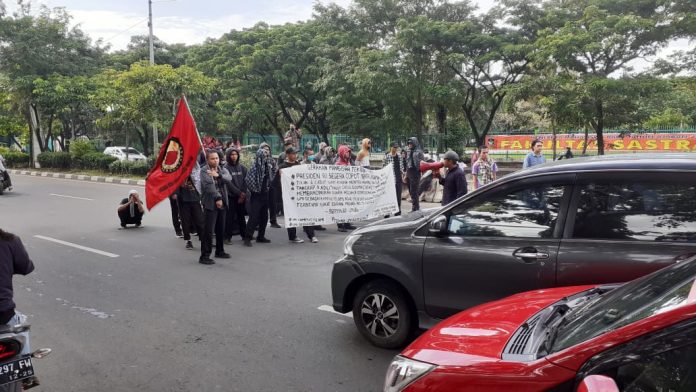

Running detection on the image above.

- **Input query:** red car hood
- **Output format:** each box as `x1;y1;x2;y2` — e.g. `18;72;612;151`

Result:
403;286;594;366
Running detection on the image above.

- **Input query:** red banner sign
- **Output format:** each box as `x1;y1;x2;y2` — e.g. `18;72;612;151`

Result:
491;133;696;151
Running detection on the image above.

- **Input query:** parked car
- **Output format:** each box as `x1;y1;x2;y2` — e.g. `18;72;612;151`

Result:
383;255;696;392
104;146;147;162
332;154;696;348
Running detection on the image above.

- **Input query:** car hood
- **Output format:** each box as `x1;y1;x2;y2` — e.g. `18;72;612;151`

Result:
357;207;440;233
401;286;594;366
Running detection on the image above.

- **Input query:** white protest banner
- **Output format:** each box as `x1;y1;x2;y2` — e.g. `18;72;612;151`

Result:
280;164;399;228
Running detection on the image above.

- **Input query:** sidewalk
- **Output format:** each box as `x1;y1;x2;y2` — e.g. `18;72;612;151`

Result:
8;169;145;186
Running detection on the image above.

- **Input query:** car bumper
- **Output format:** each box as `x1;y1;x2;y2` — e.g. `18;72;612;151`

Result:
331;255;365;313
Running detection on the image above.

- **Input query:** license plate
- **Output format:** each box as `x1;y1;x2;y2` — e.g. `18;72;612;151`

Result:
0;356;34;386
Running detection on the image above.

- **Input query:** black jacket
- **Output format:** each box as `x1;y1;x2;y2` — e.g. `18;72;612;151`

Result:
224;148;248;198
0;234;34;313
439;165;467;205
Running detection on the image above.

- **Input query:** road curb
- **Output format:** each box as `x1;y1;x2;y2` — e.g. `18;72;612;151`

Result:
8;169;146;186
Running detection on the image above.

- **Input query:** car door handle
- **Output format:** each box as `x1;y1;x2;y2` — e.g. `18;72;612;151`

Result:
513;249;549;261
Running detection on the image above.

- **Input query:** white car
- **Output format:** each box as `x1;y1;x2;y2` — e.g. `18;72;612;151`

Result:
104;147;147;162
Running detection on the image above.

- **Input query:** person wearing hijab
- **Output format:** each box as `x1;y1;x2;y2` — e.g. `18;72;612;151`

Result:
243;148;275;247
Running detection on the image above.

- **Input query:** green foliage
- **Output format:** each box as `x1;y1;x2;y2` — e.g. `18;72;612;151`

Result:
37;151;71;169
108;160;151;176
73;152;117;171
644;108;689;129
1;151;30;168
69;139;94;159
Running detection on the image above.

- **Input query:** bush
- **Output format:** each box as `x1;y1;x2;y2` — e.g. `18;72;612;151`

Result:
69;139;94;159
37;152;71;169
1;151;30;168
74;152;117;171
108;160;152;176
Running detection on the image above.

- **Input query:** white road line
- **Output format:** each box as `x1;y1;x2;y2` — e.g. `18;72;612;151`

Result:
34;235;119;258
318;305;353;318
49;193;94;201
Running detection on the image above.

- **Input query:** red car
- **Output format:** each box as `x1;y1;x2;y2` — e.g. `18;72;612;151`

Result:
384;256;696;392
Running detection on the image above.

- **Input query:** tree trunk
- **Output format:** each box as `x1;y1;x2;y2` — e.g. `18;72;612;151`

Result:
436;104;447;152
551;117;557;159
582;126;589;155
595;99;605;155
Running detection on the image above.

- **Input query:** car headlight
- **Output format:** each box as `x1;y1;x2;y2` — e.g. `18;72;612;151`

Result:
343;234;361;256
384;355;436;392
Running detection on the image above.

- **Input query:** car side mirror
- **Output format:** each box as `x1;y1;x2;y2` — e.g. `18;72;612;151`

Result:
428;215;448;237
577;375;619;392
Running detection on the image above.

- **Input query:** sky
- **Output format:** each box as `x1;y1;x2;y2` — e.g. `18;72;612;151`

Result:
2;0;691;69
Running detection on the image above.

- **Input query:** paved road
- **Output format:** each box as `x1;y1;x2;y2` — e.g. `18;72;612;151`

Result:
0;175;403;391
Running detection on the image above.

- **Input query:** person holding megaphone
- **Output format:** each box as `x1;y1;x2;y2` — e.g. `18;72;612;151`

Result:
434;151;468;206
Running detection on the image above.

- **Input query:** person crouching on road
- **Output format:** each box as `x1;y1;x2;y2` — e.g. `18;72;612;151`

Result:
118;190;145;228
280;147;318;243
436;151;468;206
224;147;248;244
174;175;204;250
199;149;233;265
243;148;275;247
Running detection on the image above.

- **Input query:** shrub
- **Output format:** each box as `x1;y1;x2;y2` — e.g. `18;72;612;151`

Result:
74;152;117;171
69;139;94;159
2;151;30;168
108;160;151;176
37;152;71;169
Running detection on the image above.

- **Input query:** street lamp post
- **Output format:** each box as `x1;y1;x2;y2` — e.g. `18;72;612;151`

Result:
148;0;158;155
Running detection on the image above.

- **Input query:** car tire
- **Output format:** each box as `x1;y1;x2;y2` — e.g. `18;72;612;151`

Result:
353;279;413;349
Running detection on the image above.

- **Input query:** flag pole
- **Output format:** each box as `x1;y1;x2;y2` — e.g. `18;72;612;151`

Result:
181;94;206;154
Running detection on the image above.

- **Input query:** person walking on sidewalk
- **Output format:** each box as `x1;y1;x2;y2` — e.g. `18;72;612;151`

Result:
175;175;204;250
223;147;248;243
471;146;498;189
405;137;425;212
243;148;275;247
279;147;318;243
199;149;233;265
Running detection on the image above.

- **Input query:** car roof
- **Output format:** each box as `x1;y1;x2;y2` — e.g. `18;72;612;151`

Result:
508;153;696;180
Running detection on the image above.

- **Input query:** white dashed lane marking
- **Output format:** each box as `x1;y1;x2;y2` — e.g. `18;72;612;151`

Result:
34;235;119;258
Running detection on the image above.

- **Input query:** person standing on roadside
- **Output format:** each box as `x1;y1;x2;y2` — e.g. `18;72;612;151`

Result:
174;175;204;250
319;146;336;165
437;151;468;205
383;142;405;216
471;146;498;189
334;145;357;232
285;124;302;150
259;142;282;229
243;149;275;247
279;147;318;243
168;195;183;238
356;138;371;168
117;190;145;228
199;149;233;265
405;137;424;212
523;139;546;169
223;147;247;244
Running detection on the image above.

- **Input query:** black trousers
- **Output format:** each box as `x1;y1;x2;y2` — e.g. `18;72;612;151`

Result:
394;179;403;214
226;197;247;240
118;209;143;225
1;171;11;188
407;170;421;211
245;193;269;240
268;186;279;223
169;197;182;233
201;208;226;257
287;226;315;240
178;200;204;241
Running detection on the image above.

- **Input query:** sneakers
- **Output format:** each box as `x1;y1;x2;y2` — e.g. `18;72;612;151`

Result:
270;222;282;228
311;237;318;243
290;238;304;244
120;223;127;228
256;237;271;243
175;231;183;238
215;252;231;259
224;238;233;245
243;239;253;247
337;227;348;233
199;257;215;265
186;241;193;250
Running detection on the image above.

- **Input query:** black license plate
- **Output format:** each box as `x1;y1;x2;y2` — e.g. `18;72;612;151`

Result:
0;356;33;386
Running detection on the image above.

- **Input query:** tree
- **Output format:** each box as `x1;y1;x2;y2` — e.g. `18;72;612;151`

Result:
107;35;191;70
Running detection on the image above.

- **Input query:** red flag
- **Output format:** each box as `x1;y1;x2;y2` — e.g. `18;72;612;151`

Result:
145;98;202;210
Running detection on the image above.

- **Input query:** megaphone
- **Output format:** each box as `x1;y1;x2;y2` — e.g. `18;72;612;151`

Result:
420;161;444;173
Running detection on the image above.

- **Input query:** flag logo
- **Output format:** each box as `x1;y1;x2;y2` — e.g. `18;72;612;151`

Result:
161;138;184;173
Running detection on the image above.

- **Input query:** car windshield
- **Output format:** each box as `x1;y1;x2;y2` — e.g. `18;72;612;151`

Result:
121;148;140;154
550;258;696;353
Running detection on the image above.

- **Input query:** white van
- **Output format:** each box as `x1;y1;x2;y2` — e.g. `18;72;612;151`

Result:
103;147;147;162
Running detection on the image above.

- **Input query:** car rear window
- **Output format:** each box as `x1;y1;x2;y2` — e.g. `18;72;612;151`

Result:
572;182;696;242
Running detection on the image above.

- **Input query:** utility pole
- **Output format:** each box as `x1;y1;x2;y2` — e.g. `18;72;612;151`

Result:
148;0;158;155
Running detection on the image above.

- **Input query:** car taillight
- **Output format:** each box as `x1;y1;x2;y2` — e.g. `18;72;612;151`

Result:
0;339;21;360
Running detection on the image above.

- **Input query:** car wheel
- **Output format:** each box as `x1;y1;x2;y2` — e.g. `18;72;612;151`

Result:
353;279;413;349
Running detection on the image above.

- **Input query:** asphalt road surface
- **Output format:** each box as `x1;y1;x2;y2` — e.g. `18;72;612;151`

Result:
0;174;403;392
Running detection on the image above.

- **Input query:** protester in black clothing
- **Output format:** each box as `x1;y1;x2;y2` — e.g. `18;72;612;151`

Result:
259;142;282;229
224;147;248;243
117;190;145;228
243;148;275;247
199;150;233;265
437;151;468;205
557;147;574;160
383;142;405;216
279;147;318;243
0;229;35;325
175;175;204;250
405;137;425;211
169;195;183;238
